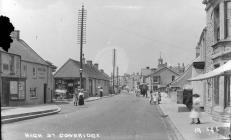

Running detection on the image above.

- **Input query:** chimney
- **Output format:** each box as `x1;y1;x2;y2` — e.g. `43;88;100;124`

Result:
11;30;20;40
100;69;104;73
94;63;99;70
86;60;92;66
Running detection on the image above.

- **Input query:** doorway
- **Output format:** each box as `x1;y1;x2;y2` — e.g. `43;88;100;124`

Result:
44;84;47;104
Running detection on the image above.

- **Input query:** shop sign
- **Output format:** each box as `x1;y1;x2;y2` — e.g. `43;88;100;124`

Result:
37;66;46;79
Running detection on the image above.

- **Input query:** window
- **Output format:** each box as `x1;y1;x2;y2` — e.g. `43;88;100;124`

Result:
225;1;231;38
30;88;37;98
32;66;37;78
214;6;220;41
21;64;27;77
224;76;231;107
172;76;175;81
153;76;160;83
214;76;219;105
3;64;9;71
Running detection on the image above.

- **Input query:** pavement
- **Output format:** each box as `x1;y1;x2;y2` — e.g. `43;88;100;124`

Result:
159;92;231;140
1;94;115;124
2;92;170;140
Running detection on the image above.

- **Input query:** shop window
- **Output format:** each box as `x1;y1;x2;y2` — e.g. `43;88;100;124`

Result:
224;76;231;107
214;77;219;105
207;79;212;101
30;88;37;98
225;1;231;38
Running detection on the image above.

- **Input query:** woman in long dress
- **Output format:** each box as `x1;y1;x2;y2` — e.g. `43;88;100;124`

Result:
190;94;201;124
78;89;84;105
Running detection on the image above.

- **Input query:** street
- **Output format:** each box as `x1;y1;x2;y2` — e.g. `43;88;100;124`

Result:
2;91;170;140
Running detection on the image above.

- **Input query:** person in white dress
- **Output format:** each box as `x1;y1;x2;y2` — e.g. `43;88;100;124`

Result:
190;95;201;124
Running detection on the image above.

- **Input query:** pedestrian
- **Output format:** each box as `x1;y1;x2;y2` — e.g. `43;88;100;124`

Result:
158;91;161;104
149;90;154;105
78;89;84;105
73;88;78;106
100;87;103;97
153;92;158;105
189;94;201;124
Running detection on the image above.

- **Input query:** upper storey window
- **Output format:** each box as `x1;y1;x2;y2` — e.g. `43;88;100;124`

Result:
214;5;220;42
225;1;231;39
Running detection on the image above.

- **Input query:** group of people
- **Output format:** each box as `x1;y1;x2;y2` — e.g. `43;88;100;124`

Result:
149;91;161;105
73;88;85;106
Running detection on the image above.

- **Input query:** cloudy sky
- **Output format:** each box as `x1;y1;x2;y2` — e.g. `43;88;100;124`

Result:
1;0;206;75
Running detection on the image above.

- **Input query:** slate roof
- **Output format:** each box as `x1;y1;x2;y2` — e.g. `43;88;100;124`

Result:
147;66;180;77
54;59;110;81
169;64;192;87
0;38;48;66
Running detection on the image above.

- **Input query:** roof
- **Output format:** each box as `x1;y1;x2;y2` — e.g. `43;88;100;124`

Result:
0;38;48;66
147;66;180;77
54;59;110;81
170;64;192;87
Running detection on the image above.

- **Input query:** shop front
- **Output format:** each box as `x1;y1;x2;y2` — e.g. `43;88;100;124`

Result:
189;60;231;123
1;77;26;106
55;78;86;99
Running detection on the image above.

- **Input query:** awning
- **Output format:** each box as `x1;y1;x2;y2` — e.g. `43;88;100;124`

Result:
55;89;67;94
188;60;231;81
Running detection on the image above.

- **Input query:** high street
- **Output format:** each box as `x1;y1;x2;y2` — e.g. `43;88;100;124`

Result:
2;92;170;140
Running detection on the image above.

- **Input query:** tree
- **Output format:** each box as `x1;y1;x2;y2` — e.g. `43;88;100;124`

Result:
0;15;15;52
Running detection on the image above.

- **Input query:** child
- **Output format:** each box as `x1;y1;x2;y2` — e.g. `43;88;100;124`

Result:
190;94;201;124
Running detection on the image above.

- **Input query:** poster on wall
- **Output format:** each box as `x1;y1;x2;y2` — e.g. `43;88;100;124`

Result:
10;81;18;94
10;81;18;100
18;81;25;99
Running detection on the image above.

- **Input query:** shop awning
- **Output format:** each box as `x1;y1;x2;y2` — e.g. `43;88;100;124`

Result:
188;60;231;81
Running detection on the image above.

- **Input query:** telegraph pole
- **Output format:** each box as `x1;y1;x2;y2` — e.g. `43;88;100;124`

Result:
112;49;116;94
78;4;87;89
117;66;119;87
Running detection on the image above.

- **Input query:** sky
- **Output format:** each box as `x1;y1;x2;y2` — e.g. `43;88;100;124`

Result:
0;0;206;75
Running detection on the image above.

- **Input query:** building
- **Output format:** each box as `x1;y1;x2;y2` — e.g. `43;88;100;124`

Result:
144;56;183;91
54;59;110;98
0;30;56;106
190;0;231;123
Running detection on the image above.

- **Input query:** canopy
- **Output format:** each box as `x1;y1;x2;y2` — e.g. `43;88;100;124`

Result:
188;60;231;81
55;89;67;94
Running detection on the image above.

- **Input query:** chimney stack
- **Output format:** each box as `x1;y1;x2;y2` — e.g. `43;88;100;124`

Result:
86;60;92;66
11;30;20;40
94;63;99;70
100;69;104;73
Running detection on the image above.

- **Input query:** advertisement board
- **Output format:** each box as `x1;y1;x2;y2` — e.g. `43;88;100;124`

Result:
10;81;18;100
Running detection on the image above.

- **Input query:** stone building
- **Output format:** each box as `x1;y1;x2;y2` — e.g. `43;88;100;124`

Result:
0;30;56;106
190;0;231;123
54;59;110;98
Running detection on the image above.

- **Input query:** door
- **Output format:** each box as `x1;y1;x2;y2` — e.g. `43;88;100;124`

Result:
44;84;47;104
1;78;10;106
89;79;93;97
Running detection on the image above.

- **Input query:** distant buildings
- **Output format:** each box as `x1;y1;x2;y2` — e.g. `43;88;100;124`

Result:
143;56;185;91
54;58;110;98
0;30;56;106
